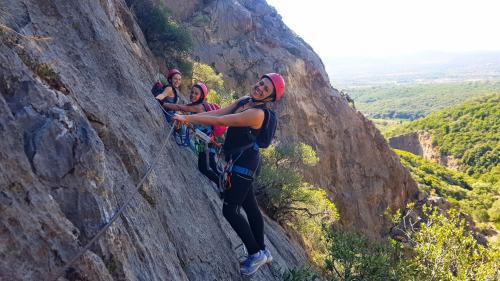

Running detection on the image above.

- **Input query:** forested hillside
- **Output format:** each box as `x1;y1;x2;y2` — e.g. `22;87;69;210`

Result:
348;81;500;120
388;94;499;183
395;150;499;234
387;94;499;251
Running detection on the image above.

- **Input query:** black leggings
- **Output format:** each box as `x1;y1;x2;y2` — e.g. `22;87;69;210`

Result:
222;173;265;255
198;151;220;184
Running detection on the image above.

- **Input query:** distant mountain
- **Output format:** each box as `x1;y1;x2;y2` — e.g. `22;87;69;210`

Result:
346;80;500;120
325;51;500;87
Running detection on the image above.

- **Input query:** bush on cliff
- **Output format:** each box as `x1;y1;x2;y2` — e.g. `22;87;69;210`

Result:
394;206;499;281
395;149;499;230
324;206;499;281
324;226;399;281
192;62;236;107
126;0;193;76
257;142;327;222
257;142;338;268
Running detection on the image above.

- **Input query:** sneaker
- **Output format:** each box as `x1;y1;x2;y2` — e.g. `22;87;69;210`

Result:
263;249;273;264
240;250;267;276
239;248;273;265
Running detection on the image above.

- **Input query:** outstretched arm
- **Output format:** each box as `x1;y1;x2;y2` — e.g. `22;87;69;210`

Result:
155;86;174;101
174;108;264;130
164;103;204;113
195;96;250;117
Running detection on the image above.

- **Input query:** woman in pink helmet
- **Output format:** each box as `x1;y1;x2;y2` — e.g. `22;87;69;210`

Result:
173;73;285;277
164;81;208;113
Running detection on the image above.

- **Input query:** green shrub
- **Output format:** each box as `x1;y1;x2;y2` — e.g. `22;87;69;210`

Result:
324;226;399;281
257;142;337;269
192;62;236;107
206;88;237;108
395;149;499;226
394;149;473;200
257;143;323;222
325;206;499;281
396;206;499;281
126;0;193;76
487;199;500;223
271;266;320;281
192;62;224;91
459;181;498;223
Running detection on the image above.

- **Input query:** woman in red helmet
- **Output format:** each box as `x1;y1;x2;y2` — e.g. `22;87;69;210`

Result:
173;73;285;276
165;82;221;183
155;69;182;122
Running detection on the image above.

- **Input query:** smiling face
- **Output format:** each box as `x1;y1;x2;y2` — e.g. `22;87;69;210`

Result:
190;86;202;103
251;77;275;101
170;73;182;88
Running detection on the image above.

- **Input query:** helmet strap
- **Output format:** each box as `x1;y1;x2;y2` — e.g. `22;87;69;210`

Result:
249;99;269;108
251;90;275;103
251;96;274;103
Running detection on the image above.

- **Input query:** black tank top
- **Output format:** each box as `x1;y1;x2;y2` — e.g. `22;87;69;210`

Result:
223;126;261;171
223;97;263;171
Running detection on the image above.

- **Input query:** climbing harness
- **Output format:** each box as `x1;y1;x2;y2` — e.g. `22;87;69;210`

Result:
174;121;191;147
216;99;275;195
189;125;225;197
47;117;178;281
219;143;259;191
194;128;212;143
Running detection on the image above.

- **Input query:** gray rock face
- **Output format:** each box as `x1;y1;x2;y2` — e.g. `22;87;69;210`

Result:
389;132;424;156
0;0;306;280
389;131;461;170
163;0;418;238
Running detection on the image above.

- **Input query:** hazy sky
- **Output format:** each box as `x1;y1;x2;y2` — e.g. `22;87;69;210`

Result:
266;0;500;59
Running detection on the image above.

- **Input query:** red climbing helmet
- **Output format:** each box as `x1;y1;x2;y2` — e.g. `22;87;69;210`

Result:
194;82;208;101
167;68;182;80
261;73;285;101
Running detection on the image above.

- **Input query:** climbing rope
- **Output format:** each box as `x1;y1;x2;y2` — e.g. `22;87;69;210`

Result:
47;116;177;280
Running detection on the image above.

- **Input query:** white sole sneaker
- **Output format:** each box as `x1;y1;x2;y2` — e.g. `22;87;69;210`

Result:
263;249;273;264
240;252;267;276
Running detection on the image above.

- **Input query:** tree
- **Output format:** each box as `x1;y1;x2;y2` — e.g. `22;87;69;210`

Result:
126;0;193;76
394;206;499;281
324;226;399;281
257;142;323;222
257;142;337;269
192;62;224;91
192;62;236;107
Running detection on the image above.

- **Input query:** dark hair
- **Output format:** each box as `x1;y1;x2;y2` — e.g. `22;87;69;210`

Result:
269;91;276;102
187;85;205;106
167;72;181;84
262;76;276;101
